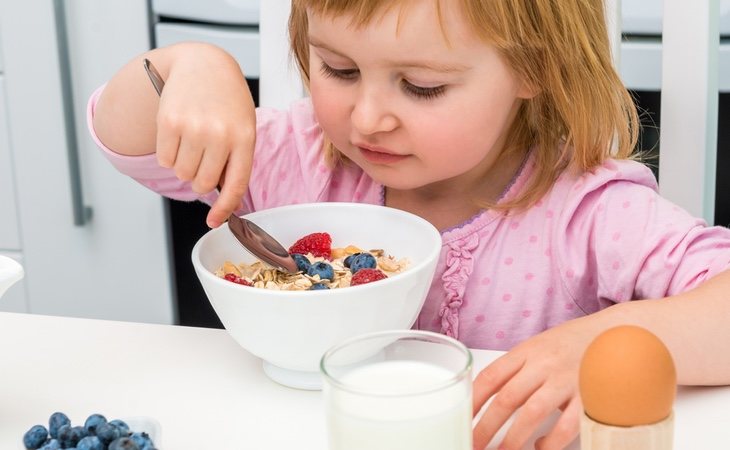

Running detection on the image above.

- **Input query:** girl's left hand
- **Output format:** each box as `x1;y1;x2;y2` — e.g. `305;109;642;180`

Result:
472;317;598;450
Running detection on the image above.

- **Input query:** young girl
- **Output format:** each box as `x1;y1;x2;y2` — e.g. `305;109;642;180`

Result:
89;0;730;448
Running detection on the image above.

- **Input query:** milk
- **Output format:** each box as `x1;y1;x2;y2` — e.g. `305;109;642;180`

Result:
324;360;472;450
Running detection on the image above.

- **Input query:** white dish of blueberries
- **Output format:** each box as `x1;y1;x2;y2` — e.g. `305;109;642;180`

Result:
23;411;160;449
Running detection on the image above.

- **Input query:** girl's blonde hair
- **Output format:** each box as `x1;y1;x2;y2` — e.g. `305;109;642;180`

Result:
289;0;639;211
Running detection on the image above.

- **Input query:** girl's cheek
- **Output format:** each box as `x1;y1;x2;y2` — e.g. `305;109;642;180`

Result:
311;82;349;133
311;103;343;152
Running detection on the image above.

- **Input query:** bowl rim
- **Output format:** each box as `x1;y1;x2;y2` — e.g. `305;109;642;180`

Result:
191;202;442;298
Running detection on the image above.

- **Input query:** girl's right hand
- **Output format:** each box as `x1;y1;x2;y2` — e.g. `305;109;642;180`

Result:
155;44;256;228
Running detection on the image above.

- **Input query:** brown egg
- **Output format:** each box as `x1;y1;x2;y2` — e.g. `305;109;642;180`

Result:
579;325;676;427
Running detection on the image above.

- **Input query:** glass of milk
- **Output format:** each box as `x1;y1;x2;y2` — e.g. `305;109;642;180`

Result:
320;330;473;450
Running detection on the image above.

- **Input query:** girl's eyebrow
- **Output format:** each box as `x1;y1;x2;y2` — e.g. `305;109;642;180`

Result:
384;59;470;74
308;36;470;74
308;37;349;58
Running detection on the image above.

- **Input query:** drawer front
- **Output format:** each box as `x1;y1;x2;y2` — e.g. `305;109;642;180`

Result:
155;23;260;78
152;0;259;25
622;0;730;36
0;77;21;250
621;40;730;93
0;251;27;313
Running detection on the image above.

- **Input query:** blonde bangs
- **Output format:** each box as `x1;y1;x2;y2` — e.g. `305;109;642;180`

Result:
289;0;639;212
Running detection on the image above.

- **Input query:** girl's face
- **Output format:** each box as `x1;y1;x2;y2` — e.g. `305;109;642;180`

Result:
307;2;534;193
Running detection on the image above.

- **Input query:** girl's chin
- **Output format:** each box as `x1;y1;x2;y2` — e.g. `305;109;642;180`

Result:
361;170;430;191
338;150;435;189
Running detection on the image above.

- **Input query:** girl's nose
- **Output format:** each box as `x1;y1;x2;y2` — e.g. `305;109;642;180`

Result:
350;86;398;136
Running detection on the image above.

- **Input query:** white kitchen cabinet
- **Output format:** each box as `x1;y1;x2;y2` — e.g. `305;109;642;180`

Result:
0;77;20;251
156;23;260;78
0;38;27;314
0;0;175;323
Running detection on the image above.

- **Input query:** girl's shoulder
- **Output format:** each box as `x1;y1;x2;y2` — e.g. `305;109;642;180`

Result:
536;157;663;228
251;97;326;187
256;97;318;125
439;157;658;242
553;158;659;198
255;97;322;150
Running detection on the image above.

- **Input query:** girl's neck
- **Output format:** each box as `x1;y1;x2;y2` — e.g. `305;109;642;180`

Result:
384;147;528;232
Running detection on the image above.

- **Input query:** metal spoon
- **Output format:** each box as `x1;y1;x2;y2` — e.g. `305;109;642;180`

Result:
143;58;299;273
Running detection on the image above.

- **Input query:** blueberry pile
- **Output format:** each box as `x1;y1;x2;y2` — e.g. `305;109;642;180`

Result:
296;251;380;290
23;412;158;450
345;253;377;273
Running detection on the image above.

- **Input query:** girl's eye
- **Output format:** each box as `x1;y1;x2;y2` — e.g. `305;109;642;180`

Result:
319;61;446;100
320;62;359;80
401;80;446;100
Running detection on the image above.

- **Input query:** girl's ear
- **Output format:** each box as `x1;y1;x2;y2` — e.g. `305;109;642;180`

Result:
517;80;540;99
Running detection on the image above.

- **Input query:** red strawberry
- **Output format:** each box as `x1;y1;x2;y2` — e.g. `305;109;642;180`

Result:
350;268;388;286
224;273;252;286
288;232;332;259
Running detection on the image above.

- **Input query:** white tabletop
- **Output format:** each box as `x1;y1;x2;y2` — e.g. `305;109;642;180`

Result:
0;312;728;449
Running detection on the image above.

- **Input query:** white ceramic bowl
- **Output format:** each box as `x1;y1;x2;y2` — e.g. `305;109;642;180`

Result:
191;202;442;389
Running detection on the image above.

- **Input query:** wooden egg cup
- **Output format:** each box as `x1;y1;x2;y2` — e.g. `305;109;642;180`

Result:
580;411;674;450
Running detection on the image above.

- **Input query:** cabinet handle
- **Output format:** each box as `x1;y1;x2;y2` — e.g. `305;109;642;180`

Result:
52;0;93;226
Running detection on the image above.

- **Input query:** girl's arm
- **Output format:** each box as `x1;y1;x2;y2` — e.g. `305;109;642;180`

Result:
472;269;730;450
93;42;257;228
606;269;730;384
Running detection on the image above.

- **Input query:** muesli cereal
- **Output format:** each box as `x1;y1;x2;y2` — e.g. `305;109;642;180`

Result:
215;232;410;291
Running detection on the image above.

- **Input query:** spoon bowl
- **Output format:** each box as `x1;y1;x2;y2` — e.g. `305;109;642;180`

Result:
226;214;298;273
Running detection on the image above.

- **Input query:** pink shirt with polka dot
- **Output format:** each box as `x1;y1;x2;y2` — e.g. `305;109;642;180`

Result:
88;89;730;351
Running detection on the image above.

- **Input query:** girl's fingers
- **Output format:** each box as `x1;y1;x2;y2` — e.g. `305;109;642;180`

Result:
193;144;228;195
207;146;252;228
472;353;523;416
174;137;205;185
155;114;181;169
534;397;582;450
472;369;542;450
208;182;246;228
497;383;573;450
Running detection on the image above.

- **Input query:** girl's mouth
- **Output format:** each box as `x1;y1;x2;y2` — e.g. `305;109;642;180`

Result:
358;146;409;165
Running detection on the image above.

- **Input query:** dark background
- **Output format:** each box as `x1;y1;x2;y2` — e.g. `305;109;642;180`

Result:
167;78;258;328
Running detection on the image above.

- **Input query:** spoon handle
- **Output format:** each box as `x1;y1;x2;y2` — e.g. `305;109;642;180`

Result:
143;58;165;96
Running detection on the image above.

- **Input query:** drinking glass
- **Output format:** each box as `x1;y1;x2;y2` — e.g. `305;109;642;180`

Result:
320;330;473;450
